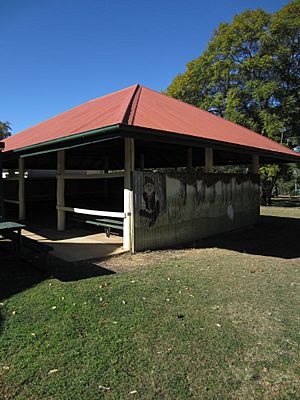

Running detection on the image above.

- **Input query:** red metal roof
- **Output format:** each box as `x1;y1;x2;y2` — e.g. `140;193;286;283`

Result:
3;84;300;160
132;86;299;158
3;85;137;152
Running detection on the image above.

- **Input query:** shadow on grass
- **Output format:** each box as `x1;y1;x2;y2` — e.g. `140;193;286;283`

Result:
49;256;115;282
0;253;45;335
0;246;115;335
200;215;300;259
0;255;44;303
0;243;114;302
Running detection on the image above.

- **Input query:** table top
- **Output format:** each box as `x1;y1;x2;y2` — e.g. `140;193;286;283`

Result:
0;220;26;230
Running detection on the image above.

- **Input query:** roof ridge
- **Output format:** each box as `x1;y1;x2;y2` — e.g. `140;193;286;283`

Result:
127;84;142;125
120;84;141;124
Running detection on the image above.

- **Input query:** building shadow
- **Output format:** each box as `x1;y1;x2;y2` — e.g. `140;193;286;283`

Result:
48;256;115;282
197;214;300;259
0;252;114;303
0;252;46;335
0;243;115;335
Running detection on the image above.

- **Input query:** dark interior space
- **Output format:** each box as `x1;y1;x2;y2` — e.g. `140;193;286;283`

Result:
2;176;124;230
2;137;259;172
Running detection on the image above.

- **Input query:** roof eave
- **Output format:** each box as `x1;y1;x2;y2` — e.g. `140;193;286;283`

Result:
119;124;300;164
3;124;122;157
2;122;299;164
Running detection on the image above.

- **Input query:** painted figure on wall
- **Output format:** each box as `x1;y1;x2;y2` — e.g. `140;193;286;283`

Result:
139;176;160;227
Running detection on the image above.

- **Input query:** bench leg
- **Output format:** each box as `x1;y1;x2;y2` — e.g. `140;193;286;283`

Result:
16;229;22;254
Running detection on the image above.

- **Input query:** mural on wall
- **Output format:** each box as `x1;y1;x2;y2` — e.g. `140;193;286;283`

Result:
138;174;166;227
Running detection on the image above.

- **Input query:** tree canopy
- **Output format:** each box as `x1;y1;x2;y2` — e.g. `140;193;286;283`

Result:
0;121;11;140
166;0;300;147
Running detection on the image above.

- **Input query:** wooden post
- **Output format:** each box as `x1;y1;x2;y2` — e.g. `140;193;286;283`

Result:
140;153;144;172
57;150;65;231
123;138;135;252
205;148;213;173
251;154;259;174
187;147;193;171
18;157;25;220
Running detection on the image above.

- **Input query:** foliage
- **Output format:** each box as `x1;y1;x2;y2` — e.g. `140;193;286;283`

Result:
259;164;280;205
277;163;300;195
0;121;11;140
166;1;300;147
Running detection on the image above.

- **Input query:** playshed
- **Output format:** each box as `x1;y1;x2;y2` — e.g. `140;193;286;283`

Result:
1;84;299;253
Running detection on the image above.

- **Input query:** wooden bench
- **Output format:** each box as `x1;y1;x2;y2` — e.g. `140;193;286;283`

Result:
3;230;53;270
72;217;123;237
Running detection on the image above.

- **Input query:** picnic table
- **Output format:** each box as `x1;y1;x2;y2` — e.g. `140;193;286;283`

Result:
0;220;26;253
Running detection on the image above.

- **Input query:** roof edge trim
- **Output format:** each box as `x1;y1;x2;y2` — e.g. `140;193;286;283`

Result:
20;135;122;158
10;124;121;154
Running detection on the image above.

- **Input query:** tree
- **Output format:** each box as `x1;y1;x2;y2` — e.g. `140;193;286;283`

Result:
0;121;11;140
260;164;280;205
269;1;300;147
166;1;300;204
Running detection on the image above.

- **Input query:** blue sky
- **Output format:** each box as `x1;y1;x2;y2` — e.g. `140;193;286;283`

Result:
1;0;288;134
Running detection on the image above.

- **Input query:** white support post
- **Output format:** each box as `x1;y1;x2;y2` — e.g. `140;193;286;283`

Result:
187;147;193;171
18;157;25;220
251;154;259;174
123;138;135;252
57;150;65;231
205;147;213;173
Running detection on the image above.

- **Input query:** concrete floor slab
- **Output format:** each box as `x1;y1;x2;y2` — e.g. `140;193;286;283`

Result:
22;228;125;262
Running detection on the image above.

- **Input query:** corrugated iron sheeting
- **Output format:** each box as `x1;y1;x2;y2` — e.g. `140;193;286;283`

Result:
3;85;138;152
3;84;299;161
133;86;298;158
133;170;260;251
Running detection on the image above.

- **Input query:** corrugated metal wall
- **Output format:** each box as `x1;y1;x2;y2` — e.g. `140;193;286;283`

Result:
134;170;260;251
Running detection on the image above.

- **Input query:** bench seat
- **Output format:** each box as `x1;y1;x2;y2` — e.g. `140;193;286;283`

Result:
72;217;123;237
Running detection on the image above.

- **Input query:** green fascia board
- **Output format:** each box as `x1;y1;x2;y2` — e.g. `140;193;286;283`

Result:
20;135;122;158
13;124;121;154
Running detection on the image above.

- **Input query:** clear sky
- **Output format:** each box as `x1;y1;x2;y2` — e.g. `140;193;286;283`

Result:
1;0;289;134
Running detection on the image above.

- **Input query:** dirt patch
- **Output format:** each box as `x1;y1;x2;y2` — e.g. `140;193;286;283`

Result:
95;248;203;273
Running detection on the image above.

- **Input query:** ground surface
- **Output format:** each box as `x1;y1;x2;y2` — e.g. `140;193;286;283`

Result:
0;198;299;399
23;228;124;262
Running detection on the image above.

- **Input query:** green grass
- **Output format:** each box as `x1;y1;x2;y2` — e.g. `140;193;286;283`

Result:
0;204;300;399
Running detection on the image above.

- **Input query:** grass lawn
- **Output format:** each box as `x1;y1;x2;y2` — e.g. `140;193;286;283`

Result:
0;200;299;399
